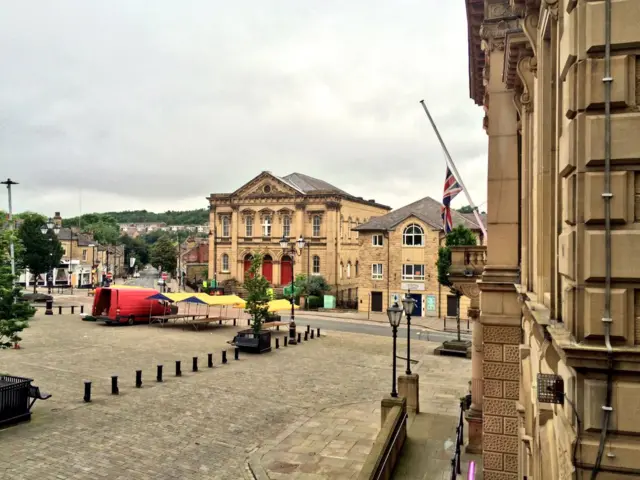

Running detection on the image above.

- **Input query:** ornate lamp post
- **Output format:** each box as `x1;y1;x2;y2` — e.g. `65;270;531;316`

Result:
401;293;417;375
40;218;60;294
386;302;404;398
279;234;306;345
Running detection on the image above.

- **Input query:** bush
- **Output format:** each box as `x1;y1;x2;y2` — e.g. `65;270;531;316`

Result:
307;295;322;309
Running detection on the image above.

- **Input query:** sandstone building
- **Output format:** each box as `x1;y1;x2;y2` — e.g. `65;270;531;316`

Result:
464;0;640;478
207;171;391;296
354;196;485;317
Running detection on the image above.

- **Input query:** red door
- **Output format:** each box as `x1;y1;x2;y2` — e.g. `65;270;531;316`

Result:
262;255;273;283
281;255;292;286
244;255;253;279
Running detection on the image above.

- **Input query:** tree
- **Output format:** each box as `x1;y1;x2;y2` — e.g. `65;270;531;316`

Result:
243;253;270;335
119;235;149;271
17;213;64;293
294;273;330;297
456;205;486;215
0;219;35;348
82;221;119;245
149;235;177;274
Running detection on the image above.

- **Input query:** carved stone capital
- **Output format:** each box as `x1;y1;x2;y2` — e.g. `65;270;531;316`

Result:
517;55;536;112
454;282;481;301
543;0;559;19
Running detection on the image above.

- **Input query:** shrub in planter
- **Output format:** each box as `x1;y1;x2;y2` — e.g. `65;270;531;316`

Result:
233;254;272;353
308;295;322;309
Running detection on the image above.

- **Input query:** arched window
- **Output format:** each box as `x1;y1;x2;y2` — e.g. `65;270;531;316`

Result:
312;215;321;237
221;216;230;237
245;216;253;237
221;253;229;272
346;261;351;279
282;215;291;238
262;215;272;237
403;224;424;246
312;255;320;274
339;262;343;279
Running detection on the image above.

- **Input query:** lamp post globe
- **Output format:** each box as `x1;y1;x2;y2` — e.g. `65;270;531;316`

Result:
279;236;288;249
296;235;305;250
401;293;417;375
46;218;54;230
386;302;404;398
40;225;48;235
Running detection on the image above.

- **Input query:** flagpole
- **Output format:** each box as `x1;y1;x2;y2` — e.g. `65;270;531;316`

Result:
419;100;488;239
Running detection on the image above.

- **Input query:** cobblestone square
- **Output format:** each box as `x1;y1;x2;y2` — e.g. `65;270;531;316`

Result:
1;312;471;479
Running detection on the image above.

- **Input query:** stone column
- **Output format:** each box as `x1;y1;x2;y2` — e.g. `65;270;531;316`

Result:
466;304;483;454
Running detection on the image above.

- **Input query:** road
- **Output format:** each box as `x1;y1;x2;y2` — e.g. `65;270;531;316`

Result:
123;266;469;343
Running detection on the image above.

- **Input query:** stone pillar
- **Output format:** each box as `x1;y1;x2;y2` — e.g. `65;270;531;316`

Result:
466;306;483;454
398;374;420;414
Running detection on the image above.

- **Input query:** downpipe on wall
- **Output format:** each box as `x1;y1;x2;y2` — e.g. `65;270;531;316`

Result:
591;0;614;477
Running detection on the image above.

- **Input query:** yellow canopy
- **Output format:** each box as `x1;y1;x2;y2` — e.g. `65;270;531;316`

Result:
185;293;246;307
268;299;298;312
164;292;197;303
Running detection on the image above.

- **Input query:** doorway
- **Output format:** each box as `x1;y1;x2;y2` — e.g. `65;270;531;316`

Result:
446;295;458;317
371;291;383;312
262;255;273;283
409;293;422;317
280;255;292;286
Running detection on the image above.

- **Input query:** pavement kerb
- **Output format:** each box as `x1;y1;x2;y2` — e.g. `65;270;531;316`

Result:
245;400;383;479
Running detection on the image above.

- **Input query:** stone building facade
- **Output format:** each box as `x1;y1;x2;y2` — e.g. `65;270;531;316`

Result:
465;0;640;478
354;197;485;317
207;171;390;293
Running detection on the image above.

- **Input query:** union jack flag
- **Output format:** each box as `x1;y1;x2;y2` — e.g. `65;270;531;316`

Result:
441;167;462;234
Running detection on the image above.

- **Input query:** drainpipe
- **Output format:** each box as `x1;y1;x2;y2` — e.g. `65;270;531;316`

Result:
592;0;614;477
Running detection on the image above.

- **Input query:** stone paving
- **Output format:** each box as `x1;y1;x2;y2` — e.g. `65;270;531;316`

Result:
0;311;472;480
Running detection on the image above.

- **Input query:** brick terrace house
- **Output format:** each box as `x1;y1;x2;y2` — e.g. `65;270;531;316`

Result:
353;197;485;317
207;171;391;295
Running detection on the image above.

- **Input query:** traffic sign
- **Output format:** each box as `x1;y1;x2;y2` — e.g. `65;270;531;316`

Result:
162;272;168;280
107;272;113;280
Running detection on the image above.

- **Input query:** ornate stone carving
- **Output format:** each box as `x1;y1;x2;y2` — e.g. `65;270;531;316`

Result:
521;13;539;58
543;0;559;19
480;17;521;43
457;282;480;300
517;56;536;112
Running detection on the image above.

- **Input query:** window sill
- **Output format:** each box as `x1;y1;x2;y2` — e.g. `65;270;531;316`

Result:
371;277;383;281
402;278;425;282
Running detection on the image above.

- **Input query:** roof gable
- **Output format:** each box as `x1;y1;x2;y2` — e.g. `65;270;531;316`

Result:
231;171;304;198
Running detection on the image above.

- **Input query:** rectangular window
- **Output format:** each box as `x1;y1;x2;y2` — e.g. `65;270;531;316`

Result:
262;215;272;237
402;264;425;281
372;234;383;246
82;249;87;261
282;215;291;238
222;254;229;272
312;255;320;274
221;216;230;237
372;263;383;280
245;216;253;237
312;215;321;237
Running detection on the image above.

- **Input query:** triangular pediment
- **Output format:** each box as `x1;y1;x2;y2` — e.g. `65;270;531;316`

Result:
231;171;303;199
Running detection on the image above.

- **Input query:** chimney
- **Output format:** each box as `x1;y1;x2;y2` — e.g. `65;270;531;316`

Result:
53;212;62;227
368;199;376;203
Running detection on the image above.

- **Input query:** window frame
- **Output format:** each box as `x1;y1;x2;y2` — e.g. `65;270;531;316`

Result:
346;261;351;279
245;216;253;237
282;215;291;238
312;255;320;274
402;224;424;246
312;215;321;237
221;216;230;238
372;234;384;247
402;264;425;281
221;253;230;272
371;263;383;280
262;215;272;237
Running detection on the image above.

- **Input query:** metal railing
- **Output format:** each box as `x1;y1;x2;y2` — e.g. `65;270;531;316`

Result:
450;395;471;480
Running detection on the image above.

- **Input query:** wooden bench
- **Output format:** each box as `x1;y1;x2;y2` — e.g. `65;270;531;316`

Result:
28;385;52;409
263;321;289;331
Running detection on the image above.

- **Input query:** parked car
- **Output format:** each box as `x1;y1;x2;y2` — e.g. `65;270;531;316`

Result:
92;287;168;325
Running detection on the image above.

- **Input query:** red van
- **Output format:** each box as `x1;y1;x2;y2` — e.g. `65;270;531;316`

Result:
92;287;169;325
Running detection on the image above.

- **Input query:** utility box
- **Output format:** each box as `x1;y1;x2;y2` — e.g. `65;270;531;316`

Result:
323;295;336;309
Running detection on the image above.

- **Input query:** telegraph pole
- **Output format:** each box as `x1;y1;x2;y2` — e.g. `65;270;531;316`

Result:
1;178;18;284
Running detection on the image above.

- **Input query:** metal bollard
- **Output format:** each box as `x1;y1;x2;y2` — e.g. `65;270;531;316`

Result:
317;328;320;337
58;306;62;315
247;319;250;326
208;353;213;368
111;376;119;395
135;370;142;388
71;306;75;314
297;333;301;343
233;319;236;326
306;325;310;334
176;360;182;377
311;329;314;339
192;357;198;372
45;299;53;316
275;338;279;349
222;351;227;364
284;336;288;347
84;381;92;402
304;331;308;341
219;319;222;325
157;365;163;382
234;348;239;360
81;305;84;314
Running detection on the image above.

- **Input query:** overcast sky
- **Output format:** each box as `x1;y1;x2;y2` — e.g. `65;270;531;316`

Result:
1;0;487;218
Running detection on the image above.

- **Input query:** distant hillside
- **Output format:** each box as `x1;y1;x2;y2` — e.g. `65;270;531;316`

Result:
64;209;208;226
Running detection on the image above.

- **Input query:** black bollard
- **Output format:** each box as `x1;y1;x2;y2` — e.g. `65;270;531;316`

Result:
275;338;279;349
311;329;314;339
176;360;182;377
222;351;227;364
111;376;119;395
284;336;288;347
234;348;239;360
317;328;320;337
297;333;301;343
135;370;142;388
71;306;75;314
80;305;84;314
233;319;236;326
306;325;310;334
192;357;198;372
45;299;53;316
208;353;213;368
157;365;163;382
247;319;250;326
304;331;308;341
58;306;62;315
84;381;92;402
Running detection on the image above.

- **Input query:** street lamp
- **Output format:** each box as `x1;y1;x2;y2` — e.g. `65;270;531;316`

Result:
41;219;61;294
279;234;306;345
88;243;96;286
386;302;404;398
401;293;417;375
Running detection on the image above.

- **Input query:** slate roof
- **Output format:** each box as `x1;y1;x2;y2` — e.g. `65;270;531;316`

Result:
279;172;350;196
57;227;95;246
353;196;483;232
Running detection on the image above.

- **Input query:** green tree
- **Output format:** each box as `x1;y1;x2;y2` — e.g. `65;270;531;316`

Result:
119;235;149;271
243;253;270;335
149;235;177;274
17;213;64;293
456;205;486;215
83;221;120;245
294;273;330;297
1;220;35;348
436;225;478;289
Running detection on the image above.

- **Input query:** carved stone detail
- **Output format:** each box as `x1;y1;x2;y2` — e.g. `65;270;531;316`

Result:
543;0;559;19
516;56;536;112
457;282;480;300
521;13;539;59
